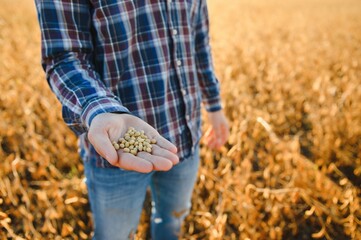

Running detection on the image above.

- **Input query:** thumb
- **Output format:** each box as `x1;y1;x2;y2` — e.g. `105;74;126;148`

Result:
87;128;118;166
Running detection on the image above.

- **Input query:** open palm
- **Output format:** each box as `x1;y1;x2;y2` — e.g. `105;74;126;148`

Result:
88;113;179;173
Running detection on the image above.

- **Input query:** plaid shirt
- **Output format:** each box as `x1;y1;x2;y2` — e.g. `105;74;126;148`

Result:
35;0;221;167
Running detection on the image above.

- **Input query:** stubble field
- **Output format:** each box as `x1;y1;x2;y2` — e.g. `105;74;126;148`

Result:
0;0;360;239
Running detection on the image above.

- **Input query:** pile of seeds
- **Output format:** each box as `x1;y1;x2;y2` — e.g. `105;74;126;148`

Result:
112;127;157;156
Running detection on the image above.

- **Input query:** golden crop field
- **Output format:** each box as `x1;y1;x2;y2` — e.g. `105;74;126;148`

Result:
1;0;360;239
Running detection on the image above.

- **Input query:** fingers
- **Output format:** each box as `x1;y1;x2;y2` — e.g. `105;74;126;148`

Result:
204;125;229;150
117;151;154;173
146;132;178;154
117;145;178;172
157;136;178;154
205;110;229;150
151;145;179;165
215;127;229;149
87;129;118;166
137;151;173;171
214;125;226;148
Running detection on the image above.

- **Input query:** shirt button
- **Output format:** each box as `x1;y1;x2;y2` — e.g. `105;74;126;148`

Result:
172;29;178;36
186;115;190;121
181;89;186;95
176;60;182;66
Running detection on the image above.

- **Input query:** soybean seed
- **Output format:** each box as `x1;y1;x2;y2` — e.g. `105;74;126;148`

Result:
112;127;160;156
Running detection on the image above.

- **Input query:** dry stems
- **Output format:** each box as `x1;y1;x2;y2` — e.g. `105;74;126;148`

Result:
0;0;360;239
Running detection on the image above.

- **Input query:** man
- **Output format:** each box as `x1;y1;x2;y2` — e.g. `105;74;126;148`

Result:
35;0;229;239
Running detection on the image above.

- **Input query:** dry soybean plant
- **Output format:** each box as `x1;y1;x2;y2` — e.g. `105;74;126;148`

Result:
1;0;360;239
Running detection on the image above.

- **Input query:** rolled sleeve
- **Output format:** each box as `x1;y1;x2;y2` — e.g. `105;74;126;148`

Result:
202;94;222;112
81;97;130;129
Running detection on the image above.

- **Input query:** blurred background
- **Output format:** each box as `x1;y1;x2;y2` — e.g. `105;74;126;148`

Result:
0;0;360;239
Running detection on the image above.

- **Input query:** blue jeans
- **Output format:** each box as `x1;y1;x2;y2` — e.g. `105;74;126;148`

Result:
83;148;200;240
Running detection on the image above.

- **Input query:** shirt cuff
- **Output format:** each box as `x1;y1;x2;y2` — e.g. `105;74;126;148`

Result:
203;95;222;112
81;97;130;129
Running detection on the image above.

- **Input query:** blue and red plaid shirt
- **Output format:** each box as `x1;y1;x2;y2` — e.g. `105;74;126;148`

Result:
35;0;222;167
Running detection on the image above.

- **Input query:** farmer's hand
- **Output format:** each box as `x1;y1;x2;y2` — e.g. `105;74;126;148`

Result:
203;110;229;150
88;113;179;173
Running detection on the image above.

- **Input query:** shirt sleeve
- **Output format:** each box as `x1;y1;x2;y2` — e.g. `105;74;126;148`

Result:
35;0;130;135
194;0;222;112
